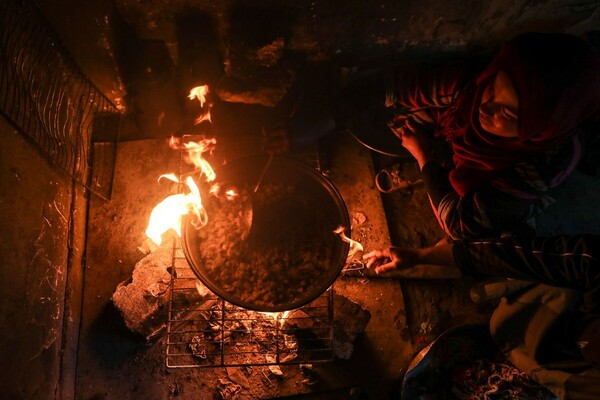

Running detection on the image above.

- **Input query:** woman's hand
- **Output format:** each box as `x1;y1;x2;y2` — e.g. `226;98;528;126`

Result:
363;242;460;278
391;119;433;169
362;246;422;275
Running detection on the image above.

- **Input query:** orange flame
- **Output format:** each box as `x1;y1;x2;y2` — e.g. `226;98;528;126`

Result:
188;85;212;125
169;137;217;182
262;310;291;321
334;226;364;259
194;112;212;125
188;85;209;107
144;136;217;247
145;176;207;246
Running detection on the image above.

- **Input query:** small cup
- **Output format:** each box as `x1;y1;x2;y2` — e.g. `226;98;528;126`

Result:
375;162;423;193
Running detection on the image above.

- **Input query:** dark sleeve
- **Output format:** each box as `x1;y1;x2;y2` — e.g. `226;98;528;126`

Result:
421;160;454;206
420;160;537;240
434;136;581;239
453;235;600;292
331;61;472;132
431;179;536;240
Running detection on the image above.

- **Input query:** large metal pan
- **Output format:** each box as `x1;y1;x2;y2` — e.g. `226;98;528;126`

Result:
347;106;411;158
181;154;350;312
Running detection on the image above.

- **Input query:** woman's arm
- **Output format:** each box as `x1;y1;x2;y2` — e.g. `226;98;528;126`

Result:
454;235;600;292
416;158;536;240
364;234;600;293
362;243;461;278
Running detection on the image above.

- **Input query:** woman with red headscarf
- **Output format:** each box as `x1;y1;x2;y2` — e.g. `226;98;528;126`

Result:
386;32;600;240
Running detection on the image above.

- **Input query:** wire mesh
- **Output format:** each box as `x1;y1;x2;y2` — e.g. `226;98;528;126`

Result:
0;0;119;200
165;245;335;369
165;140;335;368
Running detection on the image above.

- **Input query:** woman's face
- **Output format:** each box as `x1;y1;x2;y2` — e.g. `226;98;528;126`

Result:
478;71;519;138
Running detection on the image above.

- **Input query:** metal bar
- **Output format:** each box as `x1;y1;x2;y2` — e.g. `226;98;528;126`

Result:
0;0;119;200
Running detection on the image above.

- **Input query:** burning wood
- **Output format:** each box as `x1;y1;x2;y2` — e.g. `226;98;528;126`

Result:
144;137;216;248
171;300;302;366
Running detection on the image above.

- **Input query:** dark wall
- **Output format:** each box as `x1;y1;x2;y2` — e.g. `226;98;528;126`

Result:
0;118;78;399
39;0;600;109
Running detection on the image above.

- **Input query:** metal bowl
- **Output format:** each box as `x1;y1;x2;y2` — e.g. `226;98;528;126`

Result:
181;154;350;312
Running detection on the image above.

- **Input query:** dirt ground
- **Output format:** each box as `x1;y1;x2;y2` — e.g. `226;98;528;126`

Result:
372;153;495;353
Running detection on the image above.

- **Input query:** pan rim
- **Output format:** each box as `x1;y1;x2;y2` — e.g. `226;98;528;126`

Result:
181;154;351;312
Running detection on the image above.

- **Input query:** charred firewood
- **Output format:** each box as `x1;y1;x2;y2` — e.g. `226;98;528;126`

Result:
111;239;174;342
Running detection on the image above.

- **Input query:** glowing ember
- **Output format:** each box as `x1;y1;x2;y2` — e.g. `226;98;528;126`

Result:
334;226;363;259
224;189;238;199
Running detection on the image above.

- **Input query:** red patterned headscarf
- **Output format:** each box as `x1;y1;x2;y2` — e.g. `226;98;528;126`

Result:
441;32;600;195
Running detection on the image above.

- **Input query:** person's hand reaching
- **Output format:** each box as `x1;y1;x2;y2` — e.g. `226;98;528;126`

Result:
362;246;421;275
363;242;459;277
390;118;433;169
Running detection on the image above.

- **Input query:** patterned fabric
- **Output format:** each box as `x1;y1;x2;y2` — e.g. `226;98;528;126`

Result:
432;136;581;239
385;61;468;136
433;135;579;240
401;324;559;400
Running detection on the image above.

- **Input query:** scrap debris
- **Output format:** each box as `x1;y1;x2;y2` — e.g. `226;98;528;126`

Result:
217;378;242;400
351;211;367;226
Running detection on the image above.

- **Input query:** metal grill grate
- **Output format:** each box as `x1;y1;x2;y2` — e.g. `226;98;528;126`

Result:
165;141;335;368
165;245;335;368
0;0;119;200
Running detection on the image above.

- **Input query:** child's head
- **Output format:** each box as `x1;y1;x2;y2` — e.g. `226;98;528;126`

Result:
478;70;519;138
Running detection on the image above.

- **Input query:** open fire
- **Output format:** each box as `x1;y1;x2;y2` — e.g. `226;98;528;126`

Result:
143;84;220;250
334;226;364;259
118;84;368;369
144;136;216;248
142;85;361;307
167;269;339;369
